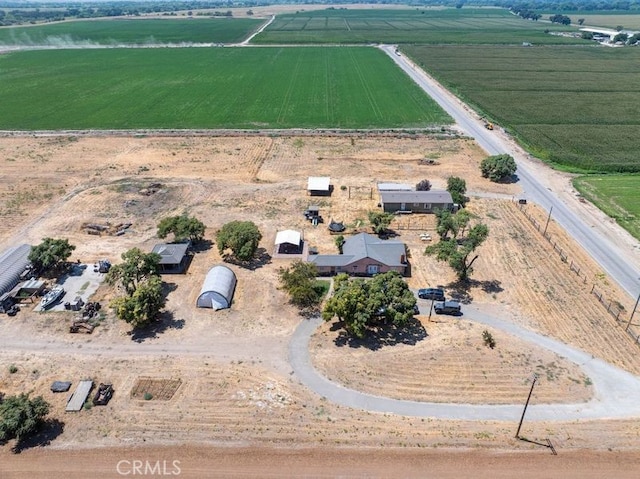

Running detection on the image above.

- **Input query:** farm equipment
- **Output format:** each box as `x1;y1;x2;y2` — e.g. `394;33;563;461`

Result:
69;320;94;334
93;383;114;405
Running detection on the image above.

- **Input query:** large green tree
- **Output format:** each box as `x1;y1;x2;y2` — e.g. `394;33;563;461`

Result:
322;271;416;338
425;223;489;281
216;221;262;262
105;248;161;296
447;176;467;207
0;393;50;445
110;275;165;329
368;211;395;235
480;154;517;182
28;238;75;274
278;260;321;308
157;215;206;243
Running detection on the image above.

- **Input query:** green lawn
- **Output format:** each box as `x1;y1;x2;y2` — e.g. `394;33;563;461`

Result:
402;44;640;173
0;47;450;130
573;175;640;240
0;18;263;45
254;7;584;45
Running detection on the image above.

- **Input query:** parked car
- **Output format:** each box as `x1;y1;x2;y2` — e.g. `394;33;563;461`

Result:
418;288;445;301
433;300;462;315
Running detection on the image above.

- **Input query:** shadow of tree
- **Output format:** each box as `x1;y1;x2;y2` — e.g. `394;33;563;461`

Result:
130;311;185;343
191;239;213;254
9;418;65;454
223;248;271;271
445;279;503;304
332;317;427;351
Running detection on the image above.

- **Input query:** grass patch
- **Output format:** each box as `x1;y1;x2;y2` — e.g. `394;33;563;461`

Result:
0;47;450;130
0;18;263;46
573;174;640;240
255;8;583;45
402;44;640;173
313;280;331;300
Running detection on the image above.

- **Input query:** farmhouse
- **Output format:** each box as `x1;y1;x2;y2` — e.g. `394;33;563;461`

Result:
377;182;413;191
308;232;407;276
379;189;453;214
151;243;190;273
307;176;332;196
196;265;237;310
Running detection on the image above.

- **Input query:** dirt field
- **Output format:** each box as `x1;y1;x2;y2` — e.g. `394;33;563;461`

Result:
1;134;640;475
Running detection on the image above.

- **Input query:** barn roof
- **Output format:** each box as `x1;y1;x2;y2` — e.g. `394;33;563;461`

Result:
379;190;453;204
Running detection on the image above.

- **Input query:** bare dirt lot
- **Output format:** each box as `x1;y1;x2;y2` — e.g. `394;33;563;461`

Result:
1;134;639;476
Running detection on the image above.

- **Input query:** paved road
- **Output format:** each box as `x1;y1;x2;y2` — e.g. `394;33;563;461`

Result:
379;45;640;299
289;308;640;421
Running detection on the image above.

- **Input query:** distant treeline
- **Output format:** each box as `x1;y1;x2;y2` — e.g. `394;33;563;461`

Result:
1;0;640;27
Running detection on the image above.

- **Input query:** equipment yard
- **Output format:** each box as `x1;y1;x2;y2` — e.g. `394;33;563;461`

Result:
0;133;638;460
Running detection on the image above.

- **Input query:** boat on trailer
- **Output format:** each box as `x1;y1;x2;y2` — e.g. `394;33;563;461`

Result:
40;286;65;310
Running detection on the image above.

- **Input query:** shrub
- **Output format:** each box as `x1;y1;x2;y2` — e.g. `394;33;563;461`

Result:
482;330;496;349
9;365;18;374
144;392;153;401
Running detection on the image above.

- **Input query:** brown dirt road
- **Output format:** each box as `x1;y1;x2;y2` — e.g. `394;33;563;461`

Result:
3;445;640;479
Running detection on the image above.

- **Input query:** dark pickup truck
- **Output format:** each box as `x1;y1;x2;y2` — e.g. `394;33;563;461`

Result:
433;300;462;315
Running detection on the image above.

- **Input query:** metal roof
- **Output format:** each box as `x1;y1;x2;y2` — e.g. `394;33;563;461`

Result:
309;233;405;268
197;265;237;310
0;244;31;295
308;255;354;267
151;243;189;265
379;190;453;205
377;182;413;191
307;176;331;191
275;230;301;246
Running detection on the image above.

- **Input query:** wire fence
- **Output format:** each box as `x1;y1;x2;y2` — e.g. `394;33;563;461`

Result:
516;201;639;345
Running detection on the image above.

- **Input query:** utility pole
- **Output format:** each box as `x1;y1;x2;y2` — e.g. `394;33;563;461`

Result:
626;287;640;332
428;298;435;321
543;207;553;236
516;374;538;439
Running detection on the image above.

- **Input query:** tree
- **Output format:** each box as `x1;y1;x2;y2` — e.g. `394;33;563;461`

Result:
480;154;517;182
628;33;640;44
447;176;467;206
613;32;628;42
157;215;206;243
616;25;624;31
425;223;489;281
581;31;594;40
549;14;571;25
28;238;75;274
435;209;458;240
0;393;50;445
322;271;416;338
278;261;320;308
368;211;394;235
105;248;161;296
335;235;345;254
111;275;165;329
415;179;432;191
578;18;585;25
217;221;262;262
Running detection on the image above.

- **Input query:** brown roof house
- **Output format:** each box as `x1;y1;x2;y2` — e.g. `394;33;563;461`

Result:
308;233;407;276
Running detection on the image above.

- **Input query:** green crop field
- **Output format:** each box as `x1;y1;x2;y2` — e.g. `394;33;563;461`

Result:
254;7;584;45
402;44;640;173
0;47;450;130
573;175;640;240
0;18;263;45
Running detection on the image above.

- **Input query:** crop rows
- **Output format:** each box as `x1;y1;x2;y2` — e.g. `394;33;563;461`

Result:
0;47;450;130
256;8;583;45
0;18;263;46
403;44;640;172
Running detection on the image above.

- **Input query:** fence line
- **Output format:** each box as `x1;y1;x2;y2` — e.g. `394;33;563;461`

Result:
516;201;639;345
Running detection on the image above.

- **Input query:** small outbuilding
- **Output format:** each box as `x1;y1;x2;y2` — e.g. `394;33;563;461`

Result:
197;265;237;310
151;243;190;273
307;176;332;196
275;229;303;255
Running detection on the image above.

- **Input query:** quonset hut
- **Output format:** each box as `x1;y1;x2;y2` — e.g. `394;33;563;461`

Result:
0;244;31;296
196;265;237;310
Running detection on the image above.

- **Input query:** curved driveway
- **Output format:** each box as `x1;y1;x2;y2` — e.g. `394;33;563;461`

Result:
289;308;640;421
379;45;640;299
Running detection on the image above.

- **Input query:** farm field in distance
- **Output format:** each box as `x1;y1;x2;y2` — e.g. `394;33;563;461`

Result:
0;47;450;130
0;18;263;45
573;175;640;241
402;44;640;174
543;11;640;30
254;7;584;45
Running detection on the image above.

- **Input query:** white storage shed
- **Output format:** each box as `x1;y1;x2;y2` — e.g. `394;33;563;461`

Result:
196;265;237;310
